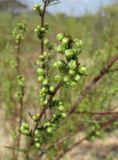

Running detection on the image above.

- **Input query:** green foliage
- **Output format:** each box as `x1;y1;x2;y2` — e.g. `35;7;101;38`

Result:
0;1;118;160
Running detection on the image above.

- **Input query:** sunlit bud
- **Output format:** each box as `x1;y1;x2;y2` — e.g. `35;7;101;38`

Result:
58;105;64;111
62;37;69;45
65;49;75;58
41;87;48;93
37;68;45;76
37;76;44;82
75;39;83;48
56;33;64;41
69;69;76;76
44;122;51;127
61;112;66;118
49;86;55;93
79;66;87;75
63;75;70;83
34;129;40;137
68;60;77;70
56;45;65;53
54;75;62;82
35;142;41;149
32;113;40;122
33;4;42;13
74;74;80;81
46;127;53;134
42;78;49;86
21;122;29;129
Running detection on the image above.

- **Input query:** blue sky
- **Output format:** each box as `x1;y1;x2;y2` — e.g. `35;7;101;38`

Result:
24;0;113;16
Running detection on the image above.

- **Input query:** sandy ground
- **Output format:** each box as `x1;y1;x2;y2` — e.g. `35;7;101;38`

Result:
0;106;118;160
64;134;118;160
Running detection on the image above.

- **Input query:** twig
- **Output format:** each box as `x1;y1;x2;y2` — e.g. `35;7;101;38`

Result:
76;111;118;115
69;53;118;115
40;0;48;54
56;113;118;160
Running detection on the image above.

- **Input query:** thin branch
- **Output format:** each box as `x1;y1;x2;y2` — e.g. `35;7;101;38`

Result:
30;82;62;145
56;114;118;160
76;111;118;115
69;53;118;115
40;0;48;54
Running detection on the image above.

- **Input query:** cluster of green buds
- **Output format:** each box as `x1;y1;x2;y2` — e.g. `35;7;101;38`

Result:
19;2;88;151
12;21;27;45
16;74;25;99
44;39;53;50
36;50;54;105
50;99;66;117
20;122;30;136
44;121;57;134
10;60;17;69
89;122;103;141
34;23;49;39
33;4;42;15
34;129;41;149
54;33;87;87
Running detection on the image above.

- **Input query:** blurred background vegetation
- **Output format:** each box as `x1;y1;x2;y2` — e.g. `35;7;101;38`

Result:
0;0;118;160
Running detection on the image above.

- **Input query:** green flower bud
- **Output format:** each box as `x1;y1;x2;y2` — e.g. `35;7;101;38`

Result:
75;39;83;48
44;39;53;50
41;87;48;93
17;21;26;32
43;99;48;105
17;75;25;87
33;4;42;13
65;49;75;58
22;122;29;130
32;113;40;122
34;25;41;33
38;76;44;82
61;112;66;118
37;68;45;76
34;129;40;137
70;81;77;87
20;122;30;135
44;122;51;127
49;86;55;93
40;27;45;33
43;51;51;58
75;74;80;81
10;61;17;69
21;129;30;135
56;33;64;41
44;39;49;45
69;69;76;76
52;114;56;119
63;75;70;83
62;37;69;45
57;60;66;69
39;90;46;97
35;142;41;149
79;66;87;75
42;78;49;86
54;75;62;82
39;55;45;61
34;137;39;142
53;62;58;68
56;45;65;53
68;60;77;70
58;105;64;111
46;127;53;134
44;23;49;30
